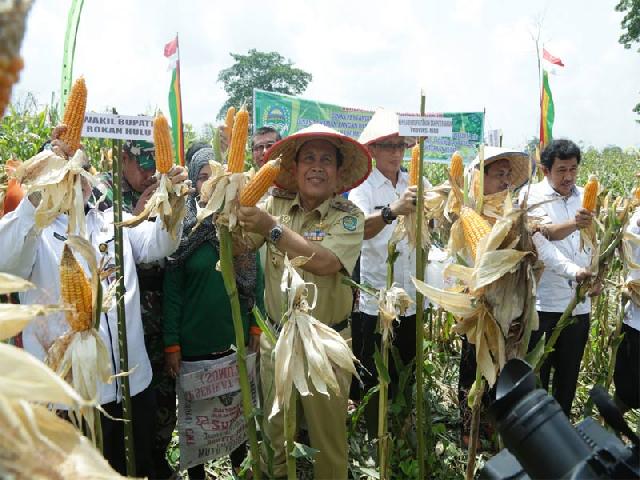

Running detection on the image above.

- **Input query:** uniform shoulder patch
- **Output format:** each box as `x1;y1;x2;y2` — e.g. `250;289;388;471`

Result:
331;196;361;214
271;188;296;200
342;215;358;231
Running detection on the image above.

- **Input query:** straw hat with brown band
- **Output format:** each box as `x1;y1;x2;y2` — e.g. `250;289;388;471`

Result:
264;124;372;194
468;146;535;191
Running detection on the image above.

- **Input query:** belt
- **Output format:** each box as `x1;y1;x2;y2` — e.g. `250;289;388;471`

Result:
267;316;350;333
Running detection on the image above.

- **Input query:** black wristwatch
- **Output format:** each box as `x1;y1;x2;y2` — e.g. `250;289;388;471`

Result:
268;223;284;244
381;205;397;225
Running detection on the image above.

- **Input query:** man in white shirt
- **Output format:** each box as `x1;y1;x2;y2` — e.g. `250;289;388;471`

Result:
348;109;428;431
0;148;187;477
522;139;598;417
614;207;640;412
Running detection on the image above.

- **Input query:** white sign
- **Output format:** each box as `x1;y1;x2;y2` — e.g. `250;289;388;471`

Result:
81;112;154;141
486;129;502;147
398;115;453;138
177;352;258;471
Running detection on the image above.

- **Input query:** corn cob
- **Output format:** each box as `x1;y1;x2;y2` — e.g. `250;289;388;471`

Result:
227;106;249;173
224;106;236;141
60;244;93;332
450;151;464;186
59;77;87;154
460;206;491;260
0;0;32;118
635;187;640;201
153;112;174;174
240;157;281;206
582;175;598;212
409;144;420;186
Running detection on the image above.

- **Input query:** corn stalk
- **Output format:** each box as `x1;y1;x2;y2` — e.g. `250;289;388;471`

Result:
111;139;136;476
414;91;429;480
378;241;398;480
285;389;296;480
218;225;261;479
465;371;485;480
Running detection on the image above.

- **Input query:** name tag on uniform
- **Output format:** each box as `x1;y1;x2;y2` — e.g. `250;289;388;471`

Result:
303;228;325;241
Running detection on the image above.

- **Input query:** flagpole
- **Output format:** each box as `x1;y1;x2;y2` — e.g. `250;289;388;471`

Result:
175;33;185;166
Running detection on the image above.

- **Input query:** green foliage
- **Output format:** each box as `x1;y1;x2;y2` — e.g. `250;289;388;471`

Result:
217;49;312;119
615;0;640;119
578;146;640;196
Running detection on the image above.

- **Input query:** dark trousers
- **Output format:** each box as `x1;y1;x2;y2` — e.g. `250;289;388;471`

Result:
457;336;494;437
528;311;590;417
614;323;639;410
355;312;417;436
186;444;247;479
101;386;157;478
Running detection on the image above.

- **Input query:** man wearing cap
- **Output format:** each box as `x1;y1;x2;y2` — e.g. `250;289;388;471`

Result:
458;146;533;444
238;124;371;479
347;108;427;432
92;140;176;478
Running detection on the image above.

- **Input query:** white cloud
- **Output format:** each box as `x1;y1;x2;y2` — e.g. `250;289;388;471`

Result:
12;0;640;148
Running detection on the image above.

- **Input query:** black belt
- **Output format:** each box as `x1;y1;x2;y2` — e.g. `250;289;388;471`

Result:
267;316;350;333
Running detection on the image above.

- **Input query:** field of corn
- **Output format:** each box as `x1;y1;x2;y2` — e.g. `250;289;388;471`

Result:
1;94;639;479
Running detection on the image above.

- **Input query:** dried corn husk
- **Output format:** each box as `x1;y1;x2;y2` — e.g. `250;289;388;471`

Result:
393;186;450;249
270;255;358;419
0;397;125;479
14;149;96;237
377;286;413;344
117;171;189;239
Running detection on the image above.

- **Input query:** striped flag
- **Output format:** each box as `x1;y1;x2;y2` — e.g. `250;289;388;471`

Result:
539;70;555;149
164;35;185;166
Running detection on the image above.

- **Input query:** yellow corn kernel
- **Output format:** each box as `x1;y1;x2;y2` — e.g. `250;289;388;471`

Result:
634;186;640;201
60;77;87;154
224;106;236;141
409;144;420;186
153;112;174;174
450;151;464;186
460;206;491;260
582;175;598;212
240;157;281;206
60;244;93;331
227;106;249;173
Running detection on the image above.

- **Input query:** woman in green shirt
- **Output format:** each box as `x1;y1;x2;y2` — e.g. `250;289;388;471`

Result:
163;147;263;479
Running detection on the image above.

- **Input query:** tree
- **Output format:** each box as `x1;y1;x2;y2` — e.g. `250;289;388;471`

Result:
615;0;640;120
216;49;312;119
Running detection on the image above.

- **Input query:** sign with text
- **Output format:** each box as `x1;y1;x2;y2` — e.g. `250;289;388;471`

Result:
398;115;453;137
253;89;484;163
177;353;258;471
81;112;154;141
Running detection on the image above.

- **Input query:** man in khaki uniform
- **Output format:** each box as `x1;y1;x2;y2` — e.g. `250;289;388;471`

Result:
239;124;372;479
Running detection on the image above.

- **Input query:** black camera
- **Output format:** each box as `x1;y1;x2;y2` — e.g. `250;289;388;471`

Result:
479;359;639;479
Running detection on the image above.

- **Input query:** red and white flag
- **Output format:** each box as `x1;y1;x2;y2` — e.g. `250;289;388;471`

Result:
542;48;565;75
164;36;179;69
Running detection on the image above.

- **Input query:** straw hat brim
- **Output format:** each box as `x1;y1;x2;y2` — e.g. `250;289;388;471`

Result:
265;128;372;194
471;148;535;190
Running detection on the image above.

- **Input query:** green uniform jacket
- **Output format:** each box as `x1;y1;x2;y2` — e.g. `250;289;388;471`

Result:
163;241;265;356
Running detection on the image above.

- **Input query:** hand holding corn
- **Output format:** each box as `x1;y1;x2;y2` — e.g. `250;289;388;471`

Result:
574;208;594;229
238;206;277;237
389;185;418;216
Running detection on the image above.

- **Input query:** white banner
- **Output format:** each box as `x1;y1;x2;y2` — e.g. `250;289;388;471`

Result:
398;115;453;138
177;352;258;471
81;112;154;141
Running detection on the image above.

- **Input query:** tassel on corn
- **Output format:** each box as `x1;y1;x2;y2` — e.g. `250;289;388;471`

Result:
224;106;236;141
450;151;464;186
153;112;174;174
227;106;249;173
582;175;598;212
240;157;281;206
60;244;93;332
60;77;87;154
460;206;491;260
409;143;420;186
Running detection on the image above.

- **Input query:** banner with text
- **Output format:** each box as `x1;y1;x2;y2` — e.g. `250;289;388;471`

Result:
253;89;484;163
81;112;154;141
177;352;258;470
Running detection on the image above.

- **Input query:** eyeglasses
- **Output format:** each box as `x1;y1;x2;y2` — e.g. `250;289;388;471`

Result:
252;142;275;153
373;142;409;151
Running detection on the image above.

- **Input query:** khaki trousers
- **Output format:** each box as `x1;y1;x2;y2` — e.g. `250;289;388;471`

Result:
259;328;350;479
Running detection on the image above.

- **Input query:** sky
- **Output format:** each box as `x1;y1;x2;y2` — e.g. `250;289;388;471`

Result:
14;0;640;149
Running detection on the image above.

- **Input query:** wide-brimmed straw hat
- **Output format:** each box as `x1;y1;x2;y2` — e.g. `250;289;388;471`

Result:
468;146;535;190
358;108;402;146
265;124;372;194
